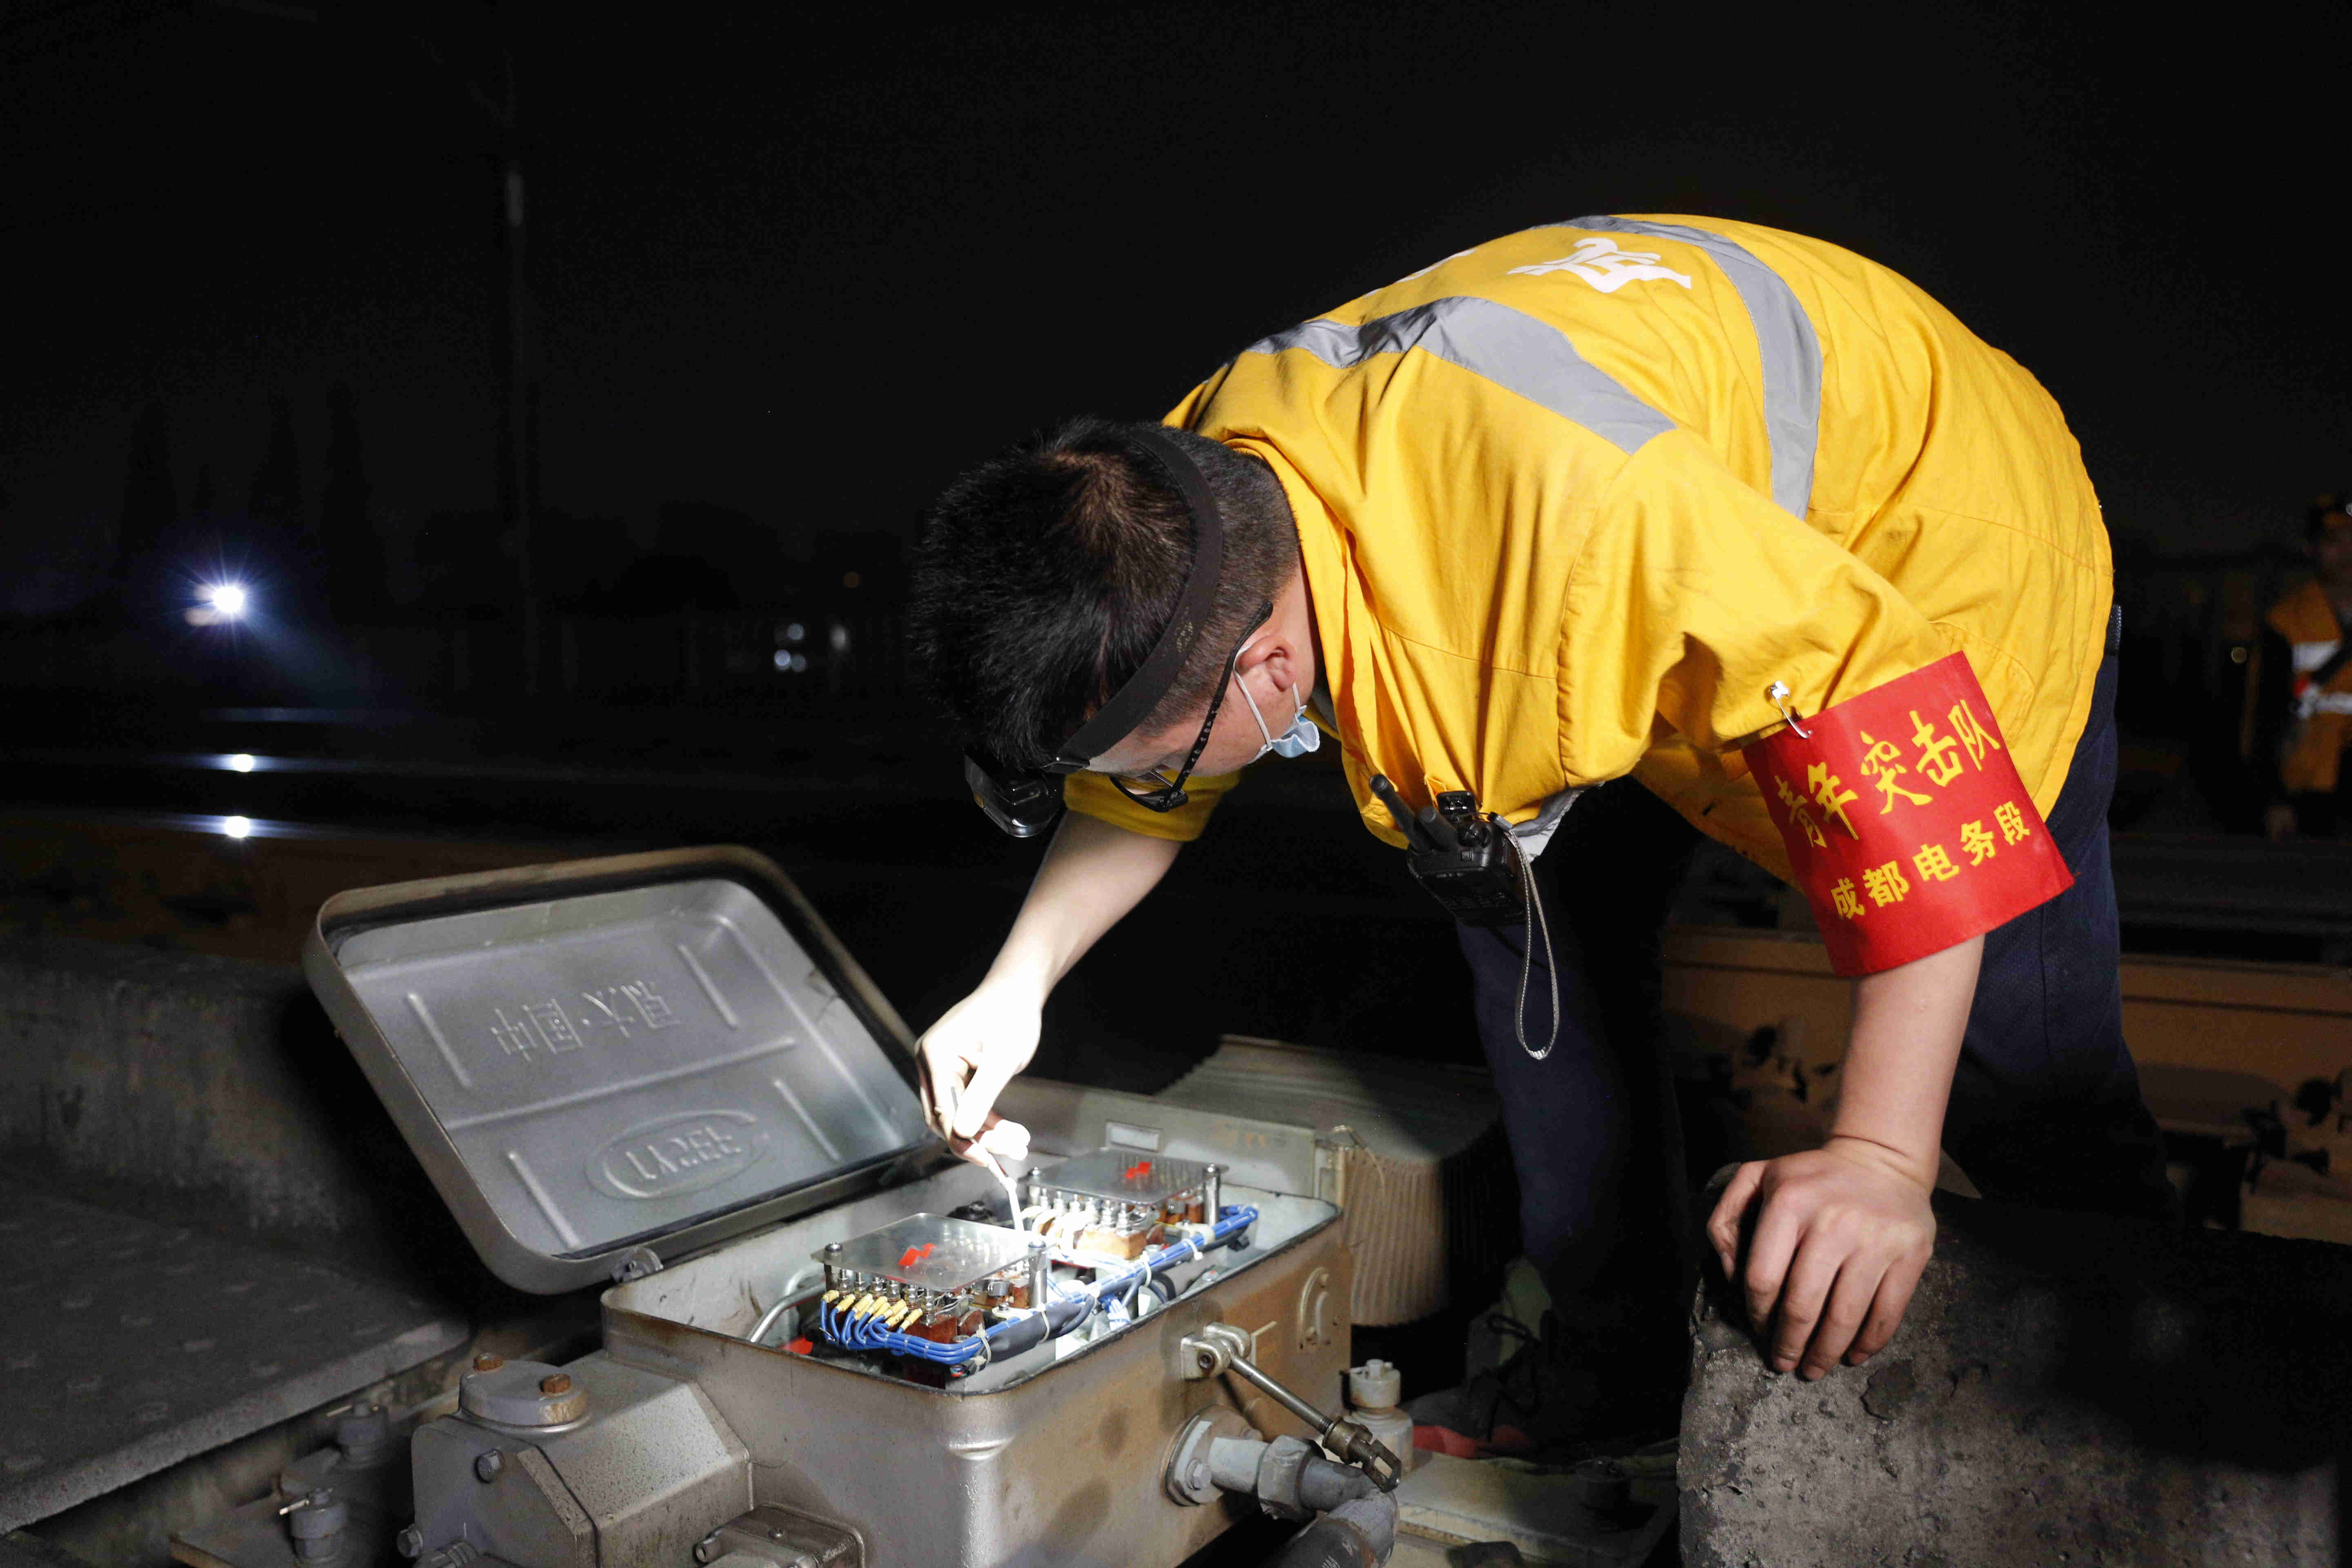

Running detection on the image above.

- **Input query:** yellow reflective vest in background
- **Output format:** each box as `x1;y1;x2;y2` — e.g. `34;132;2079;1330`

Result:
1066;214;2111;888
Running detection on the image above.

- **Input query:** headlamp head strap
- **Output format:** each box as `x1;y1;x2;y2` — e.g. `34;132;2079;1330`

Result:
1044;424;1226;771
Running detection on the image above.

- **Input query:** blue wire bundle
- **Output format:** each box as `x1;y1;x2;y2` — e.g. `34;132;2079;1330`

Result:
813;1207;1257;1368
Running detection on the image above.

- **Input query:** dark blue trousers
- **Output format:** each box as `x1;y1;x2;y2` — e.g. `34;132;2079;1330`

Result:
1459;648;2171;1368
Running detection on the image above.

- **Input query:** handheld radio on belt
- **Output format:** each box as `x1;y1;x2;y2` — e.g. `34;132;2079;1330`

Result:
1369;774;1559;1060
1366;774;1523;927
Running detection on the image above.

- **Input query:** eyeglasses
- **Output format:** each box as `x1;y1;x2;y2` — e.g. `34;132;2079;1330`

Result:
1101;598;1272;812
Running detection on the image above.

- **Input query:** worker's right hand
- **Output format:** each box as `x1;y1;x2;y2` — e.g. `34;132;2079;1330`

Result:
917;980;1042;1165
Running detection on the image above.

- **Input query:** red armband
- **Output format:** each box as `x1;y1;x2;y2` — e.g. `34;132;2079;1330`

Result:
1742;654;2072;977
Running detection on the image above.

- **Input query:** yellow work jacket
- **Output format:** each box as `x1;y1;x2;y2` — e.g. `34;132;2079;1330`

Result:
1067;215;2111;891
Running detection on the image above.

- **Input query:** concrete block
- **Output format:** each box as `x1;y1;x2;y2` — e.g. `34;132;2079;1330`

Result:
0;934;476;1291
1681;1192;2352;1565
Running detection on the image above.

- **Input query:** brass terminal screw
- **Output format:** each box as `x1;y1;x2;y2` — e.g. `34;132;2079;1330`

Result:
472;1354;504;1373
539;1373;572;1395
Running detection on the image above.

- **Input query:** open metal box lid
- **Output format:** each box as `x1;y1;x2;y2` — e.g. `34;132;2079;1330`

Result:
303;846;941;1292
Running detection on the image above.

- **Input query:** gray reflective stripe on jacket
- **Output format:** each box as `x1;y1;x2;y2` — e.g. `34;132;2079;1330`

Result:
1510;786;1586;860
1247;304;1644;860
1559;216;1822;520
1241;297;1674;456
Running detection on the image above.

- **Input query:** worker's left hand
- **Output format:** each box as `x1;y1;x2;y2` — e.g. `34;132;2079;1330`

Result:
1706;1136;1936;1380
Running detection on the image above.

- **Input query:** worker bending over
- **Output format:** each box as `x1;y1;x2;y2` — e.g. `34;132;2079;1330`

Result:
2254;493;2352;840
907;215;2173;1442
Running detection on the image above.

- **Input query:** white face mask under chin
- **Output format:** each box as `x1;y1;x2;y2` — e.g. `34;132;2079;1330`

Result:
1235;673;1320;762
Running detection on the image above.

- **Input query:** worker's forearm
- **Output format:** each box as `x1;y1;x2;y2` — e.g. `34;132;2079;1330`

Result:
984;812;1183;1001
1829;933;1983;1189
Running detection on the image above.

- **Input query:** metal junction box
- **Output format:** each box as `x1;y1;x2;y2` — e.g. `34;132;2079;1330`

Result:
301;847;1353;1568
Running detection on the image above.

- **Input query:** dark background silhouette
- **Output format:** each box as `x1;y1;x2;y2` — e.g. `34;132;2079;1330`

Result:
3;0;2350;978
6;2;2347;610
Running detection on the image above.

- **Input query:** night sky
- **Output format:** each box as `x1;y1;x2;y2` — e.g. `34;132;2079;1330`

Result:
6;0;2348;608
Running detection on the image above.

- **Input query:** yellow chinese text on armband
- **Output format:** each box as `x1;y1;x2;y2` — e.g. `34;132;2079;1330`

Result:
1740;654;2072;977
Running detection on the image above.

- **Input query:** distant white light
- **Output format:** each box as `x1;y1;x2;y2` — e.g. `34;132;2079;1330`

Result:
828;622;851;654
205;583;249;618
782;622;806;645
221;815;252;840
790;653;808;673
228;753;256;773
773;650;791;670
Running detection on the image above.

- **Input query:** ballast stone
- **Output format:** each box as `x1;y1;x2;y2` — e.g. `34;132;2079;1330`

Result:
1679;1192;2352;1566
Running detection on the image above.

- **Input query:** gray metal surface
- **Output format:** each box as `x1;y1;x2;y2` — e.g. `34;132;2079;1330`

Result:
306;849;949;1291
412;1421;592;1568
816;1214;1030;1293
458;1361;590;1428
330;875;927;1263
602;1179;1353;1567
695;1504;860;1566
1027;1151;1209;1208
990;1079;1330;1199
0;1187;466;1532
410;1352;749;1568
167;1426;412;1568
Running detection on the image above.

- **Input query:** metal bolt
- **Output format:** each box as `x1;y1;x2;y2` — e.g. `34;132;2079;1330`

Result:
694;1539;716;1565
472;1354;503;1372
539;1372;572;1395
1027;1234;1050;1307
396;1525;423;1559
473;1450;503;1482
1188;1459;1209;1490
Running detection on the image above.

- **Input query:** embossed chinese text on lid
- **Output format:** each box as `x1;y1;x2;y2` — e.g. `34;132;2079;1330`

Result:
303;848;939;1292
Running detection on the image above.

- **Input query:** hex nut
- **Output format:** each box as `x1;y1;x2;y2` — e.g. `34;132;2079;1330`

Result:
539;1373;572;1395
472;1354;504;1372
474;1450;503;1482
1167;1408;1258;1506
396;1524;423;1558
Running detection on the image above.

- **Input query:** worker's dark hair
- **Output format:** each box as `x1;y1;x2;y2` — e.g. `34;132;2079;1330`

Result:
2311;492;2352;537
911;417;1298;770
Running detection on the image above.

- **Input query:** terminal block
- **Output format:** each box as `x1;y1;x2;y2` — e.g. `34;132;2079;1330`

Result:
814;1213;1039;1340
1024;1152;1214;1258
